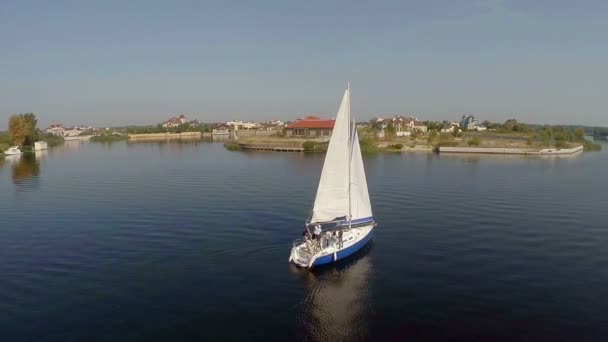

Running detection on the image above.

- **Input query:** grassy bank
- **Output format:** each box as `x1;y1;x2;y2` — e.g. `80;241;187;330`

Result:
90;134;128;142
302;141;328;152
224;141;241;151
223;125;602;154
0;131;64;155
583;140;602;151
41;133;64;147
0;132;9;154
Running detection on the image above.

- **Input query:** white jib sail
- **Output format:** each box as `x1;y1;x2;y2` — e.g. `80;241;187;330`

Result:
349;128;372;221
310;88;351;223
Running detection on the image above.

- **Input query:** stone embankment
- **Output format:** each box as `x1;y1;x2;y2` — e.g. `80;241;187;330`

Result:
128;132;210;140
439;145;583;155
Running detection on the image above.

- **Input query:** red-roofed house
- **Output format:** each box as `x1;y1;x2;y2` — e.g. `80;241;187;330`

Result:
285;116;335;138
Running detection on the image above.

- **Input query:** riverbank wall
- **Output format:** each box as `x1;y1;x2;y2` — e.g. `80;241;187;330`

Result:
233;130;277;137
65;135;94;141
439;145;583;155
127;132;211;140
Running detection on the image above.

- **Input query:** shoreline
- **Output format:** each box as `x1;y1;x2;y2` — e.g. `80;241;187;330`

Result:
438;145;584;155
127;132;210;140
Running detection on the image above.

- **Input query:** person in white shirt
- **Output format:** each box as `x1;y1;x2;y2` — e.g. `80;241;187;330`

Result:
314;224;322;249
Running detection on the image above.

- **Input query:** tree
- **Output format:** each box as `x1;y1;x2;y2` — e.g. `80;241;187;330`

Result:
427;130;437;144
23;113;38;141
574;127;585;140
369;119;382;130
8;113;39;146
424;121;442;131
386;122;395;137
8;115;29;145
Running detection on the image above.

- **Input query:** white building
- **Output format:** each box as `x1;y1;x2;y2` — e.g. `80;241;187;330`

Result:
226;120;261;130
46;124;65;136
441;122;460;133
161;114;187;128
62;128;85;137
268;119;285;126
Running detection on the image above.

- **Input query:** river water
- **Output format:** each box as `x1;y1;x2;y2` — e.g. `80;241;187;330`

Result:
1;140;607;341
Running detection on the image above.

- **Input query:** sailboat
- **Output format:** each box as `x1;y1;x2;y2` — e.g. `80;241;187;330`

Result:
289;84;376;268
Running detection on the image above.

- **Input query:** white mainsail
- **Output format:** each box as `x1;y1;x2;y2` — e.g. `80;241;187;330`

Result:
310;86;372;224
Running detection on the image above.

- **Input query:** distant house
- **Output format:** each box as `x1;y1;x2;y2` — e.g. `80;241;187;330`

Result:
212;125;230;136
226;120;261;130
188;119;201;128
46;124;96;137
268;119;285;126
460;114;486;131
259;120;285;131
285;116;335;138
412;120;428;133
378;115;427;136
162;114;187;128
391;116;410;136
46;124;65;136
441;122;460;133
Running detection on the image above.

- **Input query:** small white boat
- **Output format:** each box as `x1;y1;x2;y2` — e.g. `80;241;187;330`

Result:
4;146;22;155
289;84;376;268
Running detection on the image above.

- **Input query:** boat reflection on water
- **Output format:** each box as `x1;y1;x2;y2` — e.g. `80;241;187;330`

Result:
292;243;374;341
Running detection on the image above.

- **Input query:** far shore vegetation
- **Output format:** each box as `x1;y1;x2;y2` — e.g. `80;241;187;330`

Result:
1;113;605;156
223;141;241;151
224;118;603;153
90;132;128;142
1;113;65;155
126;123;212;134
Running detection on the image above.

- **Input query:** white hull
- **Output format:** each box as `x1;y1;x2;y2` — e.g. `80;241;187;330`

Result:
4;147;22;156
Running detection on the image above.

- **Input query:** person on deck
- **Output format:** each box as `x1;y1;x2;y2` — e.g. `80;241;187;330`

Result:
314;224;322;249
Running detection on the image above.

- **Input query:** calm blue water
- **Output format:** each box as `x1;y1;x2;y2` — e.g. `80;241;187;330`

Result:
1;140;607;341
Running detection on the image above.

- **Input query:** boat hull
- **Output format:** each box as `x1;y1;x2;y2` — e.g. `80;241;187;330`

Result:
290;224;374;268
312;226;374;267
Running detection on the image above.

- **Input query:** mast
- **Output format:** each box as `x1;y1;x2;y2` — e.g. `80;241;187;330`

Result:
347;82;352;230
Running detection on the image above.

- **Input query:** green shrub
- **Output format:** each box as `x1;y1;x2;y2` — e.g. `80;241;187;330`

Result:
302;141;328;152
90;134;127;143
583;140;602;151
467;137;481;146
40;133;64;147
224;141;241;151
386;143;403;150
358;136;378;153
427;130;437;144
437;141;459;147
313;143;329;152
302;141;316;151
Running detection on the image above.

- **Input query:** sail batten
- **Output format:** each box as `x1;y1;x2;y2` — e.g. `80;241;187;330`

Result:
310;86;372;224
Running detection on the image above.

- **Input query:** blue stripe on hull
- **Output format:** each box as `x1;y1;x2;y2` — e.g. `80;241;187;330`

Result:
312;227;374;267
334;216;374;226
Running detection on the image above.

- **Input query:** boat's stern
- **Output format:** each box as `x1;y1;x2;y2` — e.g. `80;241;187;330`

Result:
289;242;315;268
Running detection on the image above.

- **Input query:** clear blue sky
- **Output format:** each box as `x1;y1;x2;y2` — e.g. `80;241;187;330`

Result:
1;0;607;129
